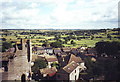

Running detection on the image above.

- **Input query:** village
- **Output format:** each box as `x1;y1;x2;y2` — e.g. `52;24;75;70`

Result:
0;38;98;81
0;28;120;81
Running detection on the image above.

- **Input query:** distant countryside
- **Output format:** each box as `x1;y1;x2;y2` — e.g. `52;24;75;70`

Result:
0;28;120;48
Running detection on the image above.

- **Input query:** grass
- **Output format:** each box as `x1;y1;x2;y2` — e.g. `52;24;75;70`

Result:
1;29;119;48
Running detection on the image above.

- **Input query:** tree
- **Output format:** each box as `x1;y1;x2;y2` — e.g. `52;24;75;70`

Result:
50;41;63;48
77;37;81;40
84;57;104;79
54;34;61;41
42;40;49;47
68;35;76;39
91;35;94;40
51;62;59;69
107;34;112;40
63;37;70;43
95;41;120;56
71;40;76;44
32;59;47;73
2;42;13;52
2;38;6;41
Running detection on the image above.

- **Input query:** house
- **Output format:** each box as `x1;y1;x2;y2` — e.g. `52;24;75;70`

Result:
86;48;97;55
39;67;57;78
77;47;85;53
61;47;71;52
57;52;67;57
45;56;58;68
68;54;86;71
80;47;87;50
32;47;45;55
44;47;53;54
58;54;84;67
71;48;79;55
56;54;86;81
32;47;53;55
53;48;62;55
68;54;82;64
56;61;80;80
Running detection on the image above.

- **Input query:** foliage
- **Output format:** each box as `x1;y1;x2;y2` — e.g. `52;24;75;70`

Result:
1;28;120;48
2;41;13;52
84;57;120;80
91;35;94;40
54;34;61;41
51;62;59;69
2;38;6;41
50;41;63;48
107;34;112;40
42;40;49;47
95;41;120;56
32;58;47;73
71;40;76;44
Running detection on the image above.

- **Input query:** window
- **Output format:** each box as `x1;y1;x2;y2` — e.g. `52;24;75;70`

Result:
75;70;76;73
80;68;82;71
75;75;76;80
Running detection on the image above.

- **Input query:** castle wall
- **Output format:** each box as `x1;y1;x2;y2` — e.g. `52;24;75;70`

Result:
2;39;32;80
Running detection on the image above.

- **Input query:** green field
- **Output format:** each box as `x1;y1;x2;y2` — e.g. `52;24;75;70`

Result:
1;28;119;48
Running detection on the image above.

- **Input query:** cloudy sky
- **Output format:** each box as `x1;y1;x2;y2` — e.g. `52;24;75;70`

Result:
0;0;119;29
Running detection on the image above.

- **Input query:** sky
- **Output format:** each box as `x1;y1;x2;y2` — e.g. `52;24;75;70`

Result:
0;0;119;29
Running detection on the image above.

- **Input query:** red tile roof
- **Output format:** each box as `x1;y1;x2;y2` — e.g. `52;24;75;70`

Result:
40;67;57;77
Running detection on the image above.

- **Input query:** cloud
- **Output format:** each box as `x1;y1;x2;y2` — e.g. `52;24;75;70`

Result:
0;0;119;29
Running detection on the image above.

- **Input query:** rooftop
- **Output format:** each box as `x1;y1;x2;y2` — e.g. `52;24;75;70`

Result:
84;54;96;56
45;57;58;62
68;54;83;64
53;48;62;54
63;61;79;73
40;67;57;76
